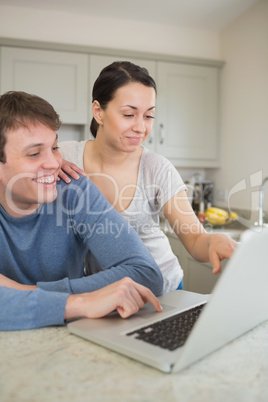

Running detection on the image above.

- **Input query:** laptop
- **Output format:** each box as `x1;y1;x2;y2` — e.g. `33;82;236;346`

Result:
68;229;268;373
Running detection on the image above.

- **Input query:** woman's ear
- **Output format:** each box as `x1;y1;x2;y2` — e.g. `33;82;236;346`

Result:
92;100;103;125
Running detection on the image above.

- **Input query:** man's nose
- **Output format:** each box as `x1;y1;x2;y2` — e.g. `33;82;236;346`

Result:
42;152;61;169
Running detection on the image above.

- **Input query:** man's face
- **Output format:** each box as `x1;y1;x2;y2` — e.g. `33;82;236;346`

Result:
0;122;62;217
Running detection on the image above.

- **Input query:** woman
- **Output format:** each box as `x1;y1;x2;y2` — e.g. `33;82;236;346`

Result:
59;61;237;293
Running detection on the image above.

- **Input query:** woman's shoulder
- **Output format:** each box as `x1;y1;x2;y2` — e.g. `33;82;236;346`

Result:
141;147;185;187
59;140;87;167
142;146;176;171
140;148;186;201
59;140;87;153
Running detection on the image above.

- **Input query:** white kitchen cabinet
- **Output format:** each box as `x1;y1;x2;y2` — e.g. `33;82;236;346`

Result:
185;254;227;294
167;234;189;289
166;233;226;294
0;44;221;165
0;47;88;125
155;62;220;167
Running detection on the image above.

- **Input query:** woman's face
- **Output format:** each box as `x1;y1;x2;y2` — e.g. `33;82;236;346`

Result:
97;82;156;152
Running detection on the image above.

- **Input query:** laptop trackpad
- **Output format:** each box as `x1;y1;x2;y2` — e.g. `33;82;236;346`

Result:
105;303;176;321
132;303;176;319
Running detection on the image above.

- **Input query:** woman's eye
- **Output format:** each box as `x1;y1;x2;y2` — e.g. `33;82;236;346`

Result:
146;115;155;120
124;114;134;118
52;146;60;151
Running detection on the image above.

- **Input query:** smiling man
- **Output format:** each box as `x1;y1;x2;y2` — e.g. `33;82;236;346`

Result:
0;91;163;330
0;123;61;216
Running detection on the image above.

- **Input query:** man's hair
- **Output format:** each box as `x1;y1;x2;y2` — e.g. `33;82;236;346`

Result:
0;91;61;163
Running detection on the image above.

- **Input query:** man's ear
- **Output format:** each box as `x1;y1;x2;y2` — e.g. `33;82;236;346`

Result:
92;101;103;125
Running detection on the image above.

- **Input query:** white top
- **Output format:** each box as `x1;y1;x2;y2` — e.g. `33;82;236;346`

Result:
59;140;187;293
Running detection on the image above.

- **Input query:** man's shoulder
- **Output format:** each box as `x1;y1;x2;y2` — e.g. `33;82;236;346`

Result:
56;175;101;204
57;175;90;190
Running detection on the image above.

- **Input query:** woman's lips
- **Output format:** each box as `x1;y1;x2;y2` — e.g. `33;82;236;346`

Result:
127;136;143;144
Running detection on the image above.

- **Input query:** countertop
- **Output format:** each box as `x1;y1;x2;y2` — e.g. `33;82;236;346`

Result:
160;218;245;242
1;321;267;402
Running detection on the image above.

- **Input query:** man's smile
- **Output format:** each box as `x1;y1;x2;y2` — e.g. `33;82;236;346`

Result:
33;174;56;184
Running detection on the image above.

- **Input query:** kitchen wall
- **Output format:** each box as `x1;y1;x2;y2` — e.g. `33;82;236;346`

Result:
207;0;268;216
0;1;267;215
0;5;220;60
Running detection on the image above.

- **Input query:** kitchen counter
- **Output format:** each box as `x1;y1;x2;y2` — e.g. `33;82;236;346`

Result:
160;218;245;242
1;321;267;402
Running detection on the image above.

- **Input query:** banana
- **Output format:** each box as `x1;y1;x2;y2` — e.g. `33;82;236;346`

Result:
205;207;238;226
229;212;238;221
206;212;227;225
205;207;229;218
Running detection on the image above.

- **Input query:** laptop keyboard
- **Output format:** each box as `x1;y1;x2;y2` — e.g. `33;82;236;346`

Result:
127;303;206;351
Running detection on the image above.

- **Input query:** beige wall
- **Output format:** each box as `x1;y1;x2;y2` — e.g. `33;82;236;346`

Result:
207;0;268;216
0;5;220;59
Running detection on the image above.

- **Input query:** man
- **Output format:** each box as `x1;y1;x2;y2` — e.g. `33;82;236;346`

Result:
0;91;163;330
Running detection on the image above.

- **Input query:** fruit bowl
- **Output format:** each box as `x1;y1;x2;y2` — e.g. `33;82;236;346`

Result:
205;207;238;227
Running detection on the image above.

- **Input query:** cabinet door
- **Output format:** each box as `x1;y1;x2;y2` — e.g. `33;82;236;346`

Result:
187;257;227;294
0;47;88;125
166;234;189;289
156;62;219;167
166;232;227;294
88;54;156;147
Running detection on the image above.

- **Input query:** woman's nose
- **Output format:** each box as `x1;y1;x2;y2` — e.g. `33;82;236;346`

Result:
132;116;146;132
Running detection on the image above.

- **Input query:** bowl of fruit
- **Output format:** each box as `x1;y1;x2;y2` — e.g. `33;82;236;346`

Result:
205;207;238;227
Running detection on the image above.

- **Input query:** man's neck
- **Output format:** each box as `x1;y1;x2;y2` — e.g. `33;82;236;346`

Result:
0;196;40;218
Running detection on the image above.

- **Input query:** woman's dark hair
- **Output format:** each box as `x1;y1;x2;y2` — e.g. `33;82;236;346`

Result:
0;91;61;163
90;61;157;138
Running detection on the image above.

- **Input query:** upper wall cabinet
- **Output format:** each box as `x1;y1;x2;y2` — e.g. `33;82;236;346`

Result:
0;42;221;167
155;62;220;167
0;47;88;125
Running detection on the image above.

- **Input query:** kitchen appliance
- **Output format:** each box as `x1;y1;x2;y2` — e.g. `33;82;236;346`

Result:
188;179;214;215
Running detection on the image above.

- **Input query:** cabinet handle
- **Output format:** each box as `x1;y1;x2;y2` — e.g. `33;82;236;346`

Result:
148;129;154;144
159;124;165;144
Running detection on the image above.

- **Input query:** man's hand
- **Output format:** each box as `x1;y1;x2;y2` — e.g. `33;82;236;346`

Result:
65;277;163;320
0;274;36;291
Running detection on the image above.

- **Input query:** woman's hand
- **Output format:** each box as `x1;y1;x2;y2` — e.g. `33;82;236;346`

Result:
163;190;238;273
0;274;36;291
208;234;238;274
58;160;87;183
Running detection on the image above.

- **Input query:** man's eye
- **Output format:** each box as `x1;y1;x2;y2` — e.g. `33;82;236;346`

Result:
28;153;39;157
